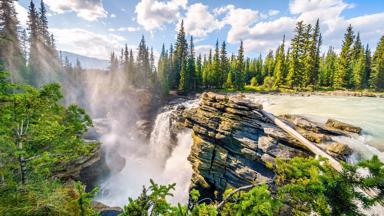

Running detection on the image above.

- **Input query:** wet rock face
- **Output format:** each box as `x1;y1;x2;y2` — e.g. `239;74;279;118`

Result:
179;92;358;199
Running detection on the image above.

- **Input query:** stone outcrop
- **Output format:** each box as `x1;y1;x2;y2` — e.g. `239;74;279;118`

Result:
54;143;126;191
176;92;359;199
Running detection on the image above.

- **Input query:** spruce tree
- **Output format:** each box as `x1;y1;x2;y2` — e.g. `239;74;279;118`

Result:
351;32;364;89
287;21;306;88
319;47;337;87
39;0;50;45
334;25;354;89
178;59;187;93
303;19;321;87
263;50;274;78
173;20;188;90
28;0;41;86
128;49;135;84
196;54;202;90
212;40;220;88
369;36;384;90
234;41;245;89
220;41;230;88
363;45;371;88
0;0;26;81
273;36;285;88
352;48;365;89
187;36;196;91
136;36;150;88
158;44;169;96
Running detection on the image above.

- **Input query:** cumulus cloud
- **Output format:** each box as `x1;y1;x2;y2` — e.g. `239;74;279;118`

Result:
135;0;187;31
179;3;224;37
50;28;127;59
44;0;108;21
195;45;214;56
218;0;383;55
108;27;140;32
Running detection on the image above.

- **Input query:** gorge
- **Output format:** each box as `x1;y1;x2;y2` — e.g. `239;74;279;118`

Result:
78;90;384;214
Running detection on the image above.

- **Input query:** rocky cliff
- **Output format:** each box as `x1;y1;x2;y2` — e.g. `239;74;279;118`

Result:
173;92;359;199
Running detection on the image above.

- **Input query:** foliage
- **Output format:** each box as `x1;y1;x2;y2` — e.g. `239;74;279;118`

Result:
0;67;97;215
121;156;384;216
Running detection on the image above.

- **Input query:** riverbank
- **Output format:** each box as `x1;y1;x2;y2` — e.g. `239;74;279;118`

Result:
216;88;384;98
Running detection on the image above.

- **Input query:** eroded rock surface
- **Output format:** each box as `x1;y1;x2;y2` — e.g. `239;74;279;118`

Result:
175;92;359;199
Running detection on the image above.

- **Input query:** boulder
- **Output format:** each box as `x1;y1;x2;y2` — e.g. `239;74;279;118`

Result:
92;201;123;216
326;119;362;134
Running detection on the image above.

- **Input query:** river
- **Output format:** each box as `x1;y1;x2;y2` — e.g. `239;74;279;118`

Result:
246;94;384;162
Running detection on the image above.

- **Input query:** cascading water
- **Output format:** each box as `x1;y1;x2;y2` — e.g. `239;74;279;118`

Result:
96;100;198;207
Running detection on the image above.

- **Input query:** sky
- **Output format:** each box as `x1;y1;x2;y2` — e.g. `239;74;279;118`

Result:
15;0;384;60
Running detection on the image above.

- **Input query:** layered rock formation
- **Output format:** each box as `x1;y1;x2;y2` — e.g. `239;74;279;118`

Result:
175;92;359;199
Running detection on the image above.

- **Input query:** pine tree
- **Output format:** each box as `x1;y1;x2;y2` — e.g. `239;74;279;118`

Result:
173;20;188;90
351;32;364;89
212;40;220;88
196;54;202;90
263;50;274;78
28;0;41;86
319;47;337;87
369;36;384;90
234;40;245;89
334;25;354;89
136;36;151;88
287;21;306;88
225;71;234;89
178;59;187;93
187;36;196;91
158;44;169;96
273;36;285;88
303;19;321;87
352;48;366;89
363;45;371;88
0;0;26;81
220;41;230;88
39;0;50;45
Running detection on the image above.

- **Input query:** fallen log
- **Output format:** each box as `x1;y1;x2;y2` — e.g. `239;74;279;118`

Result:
259;110;382;206
259;110;343;171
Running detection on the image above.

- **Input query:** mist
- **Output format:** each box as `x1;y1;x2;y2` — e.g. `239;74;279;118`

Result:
65;66;195;207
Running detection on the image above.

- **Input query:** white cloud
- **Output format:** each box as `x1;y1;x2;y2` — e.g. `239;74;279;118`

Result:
135;0;187;31
180;3;224;37
220;5;261;43
195;45;214;56
110;13;117;18
216;0;383;55
44;0;108;21
108;27;140;32
51;28;127;59
268;9;280;16
14;2;28;27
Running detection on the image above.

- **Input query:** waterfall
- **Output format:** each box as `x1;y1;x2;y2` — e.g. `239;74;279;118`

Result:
96;100;197;207
148;110;174;165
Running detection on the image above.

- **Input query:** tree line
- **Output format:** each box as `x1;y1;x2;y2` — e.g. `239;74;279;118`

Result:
156;19;384;94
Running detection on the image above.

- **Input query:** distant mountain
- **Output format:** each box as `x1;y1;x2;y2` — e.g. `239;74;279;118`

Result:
60;51;109;70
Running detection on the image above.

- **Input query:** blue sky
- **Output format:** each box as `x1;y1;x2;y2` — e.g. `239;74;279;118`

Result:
15;0;384;60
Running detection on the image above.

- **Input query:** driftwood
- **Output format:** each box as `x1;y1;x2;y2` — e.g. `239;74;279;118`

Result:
259;110;343;172
259;110;382;206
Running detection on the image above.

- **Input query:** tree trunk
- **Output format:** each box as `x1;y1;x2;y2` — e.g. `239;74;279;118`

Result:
17;140;27;185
